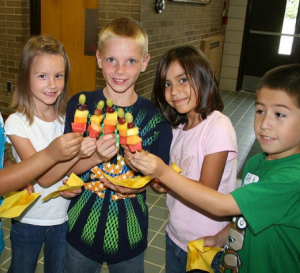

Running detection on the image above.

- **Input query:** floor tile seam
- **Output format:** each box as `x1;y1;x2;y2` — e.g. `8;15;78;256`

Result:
147;193;166;202
231;104;255;130
148;228;166;236
144;260;165;269
236;125;256;146
0;256;10;266
222;96;241;110
148;235;166;250
148;204;169;211
234;97;255;118
147;244;166;252
148;226;160;244
225;94;254;120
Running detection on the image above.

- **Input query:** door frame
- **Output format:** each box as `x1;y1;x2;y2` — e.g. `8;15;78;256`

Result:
30;0;41;36
236;0;252;91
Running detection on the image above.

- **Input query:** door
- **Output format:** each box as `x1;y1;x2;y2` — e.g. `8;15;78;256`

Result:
41;0;98;97
238;0;300;92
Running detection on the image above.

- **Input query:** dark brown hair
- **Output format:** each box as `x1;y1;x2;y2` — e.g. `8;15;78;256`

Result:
257;63;300;107
152;45;223;127
11;35;70;124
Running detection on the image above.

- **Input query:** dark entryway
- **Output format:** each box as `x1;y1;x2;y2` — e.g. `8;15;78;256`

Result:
237;0;300;92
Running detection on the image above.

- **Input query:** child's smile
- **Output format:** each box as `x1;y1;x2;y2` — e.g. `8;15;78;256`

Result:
30;54;65;110
96;37;150;97
255;88;300;160
164;61;198;122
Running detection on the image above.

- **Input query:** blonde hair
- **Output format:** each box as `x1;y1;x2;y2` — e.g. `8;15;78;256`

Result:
12;35;70;124
98;17;148;57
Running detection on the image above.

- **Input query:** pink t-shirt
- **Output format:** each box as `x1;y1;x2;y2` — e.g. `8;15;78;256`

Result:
166;110;238;251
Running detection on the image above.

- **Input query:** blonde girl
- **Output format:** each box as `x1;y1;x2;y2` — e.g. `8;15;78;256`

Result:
4;35;95;273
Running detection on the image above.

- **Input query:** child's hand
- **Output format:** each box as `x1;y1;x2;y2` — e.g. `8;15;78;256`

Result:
60;188;82;198
150;179;168;193
95;134;118;162
77;137;97;159
24;183;34;194
122;144;138;171
48;132;83;162
203;224;230;247
202;235;221;247
130;150;168;179
59;178;82;198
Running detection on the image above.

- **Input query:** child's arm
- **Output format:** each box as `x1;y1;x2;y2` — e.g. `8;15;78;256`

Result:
200;151;228;190
7;133;91;187
0;132;83;195
130;150;241;216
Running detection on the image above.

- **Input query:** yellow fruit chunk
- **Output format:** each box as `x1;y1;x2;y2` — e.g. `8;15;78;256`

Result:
106;112;118;121
74;116;87;124
126;135;142;145
90;115;103;124
75;109;89;118
91;123;102;132
118;129;127;137
117;123;128;131
127;127;139;136
104;119;117;126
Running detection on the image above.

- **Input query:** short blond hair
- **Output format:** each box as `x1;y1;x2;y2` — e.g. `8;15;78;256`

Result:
98;17;148;57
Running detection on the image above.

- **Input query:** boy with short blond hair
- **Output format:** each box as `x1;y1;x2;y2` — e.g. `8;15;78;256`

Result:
63;17;172;273
130;63;300;272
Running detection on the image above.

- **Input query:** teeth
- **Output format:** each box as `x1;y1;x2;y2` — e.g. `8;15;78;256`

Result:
115;79;124;82
263;136;272;140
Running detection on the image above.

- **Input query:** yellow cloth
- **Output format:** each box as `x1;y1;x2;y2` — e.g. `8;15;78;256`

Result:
103;162;182;189
42;173;84;201
186;238;222;273
0;190;40;218
102;172;152;189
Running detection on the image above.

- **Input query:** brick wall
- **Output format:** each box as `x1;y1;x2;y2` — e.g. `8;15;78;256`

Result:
0;0;226;114
0;0;30;116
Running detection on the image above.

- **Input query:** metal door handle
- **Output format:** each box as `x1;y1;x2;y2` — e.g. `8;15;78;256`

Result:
250;29;300;38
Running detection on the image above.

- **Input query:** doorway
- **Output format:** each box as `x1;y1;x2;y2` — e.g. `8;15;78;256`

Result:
30;0;98;97
237;0;300;92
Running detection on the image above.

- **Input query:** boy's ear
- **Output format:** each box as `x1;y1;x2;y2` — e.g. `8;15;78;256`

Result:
96;50;102;69
141;54;150;72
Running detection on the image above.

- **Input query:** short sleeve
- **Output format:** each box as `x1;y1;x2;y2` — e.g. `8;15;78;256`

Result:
4;114;30;140
232;176;300;234
204;113;237;161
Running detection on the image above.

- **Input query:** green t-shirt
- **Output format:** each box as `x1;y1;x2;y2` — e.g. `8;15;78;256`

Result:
219;153;300;273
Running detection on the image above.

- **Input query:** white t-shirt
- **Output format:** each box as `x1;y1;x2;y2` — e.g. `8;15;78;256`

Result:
166;111;238;251
4;112;70;226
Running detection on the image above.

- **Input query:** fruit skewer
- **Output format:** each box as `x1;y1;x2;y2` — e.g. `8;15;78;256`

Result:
125;113;142;153
103;98;117;135
88;100;104;138
71;94;89;133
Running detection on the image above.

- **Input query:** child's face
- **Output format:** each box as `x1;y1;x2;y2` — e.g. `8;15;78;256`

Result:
30;54;65;109
254;88;300;160
96;37;150;96
164;61;198;118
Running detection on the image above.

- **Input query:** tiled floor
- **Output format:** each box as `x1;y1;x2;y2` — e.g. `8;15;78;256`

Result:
0;90;256;273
